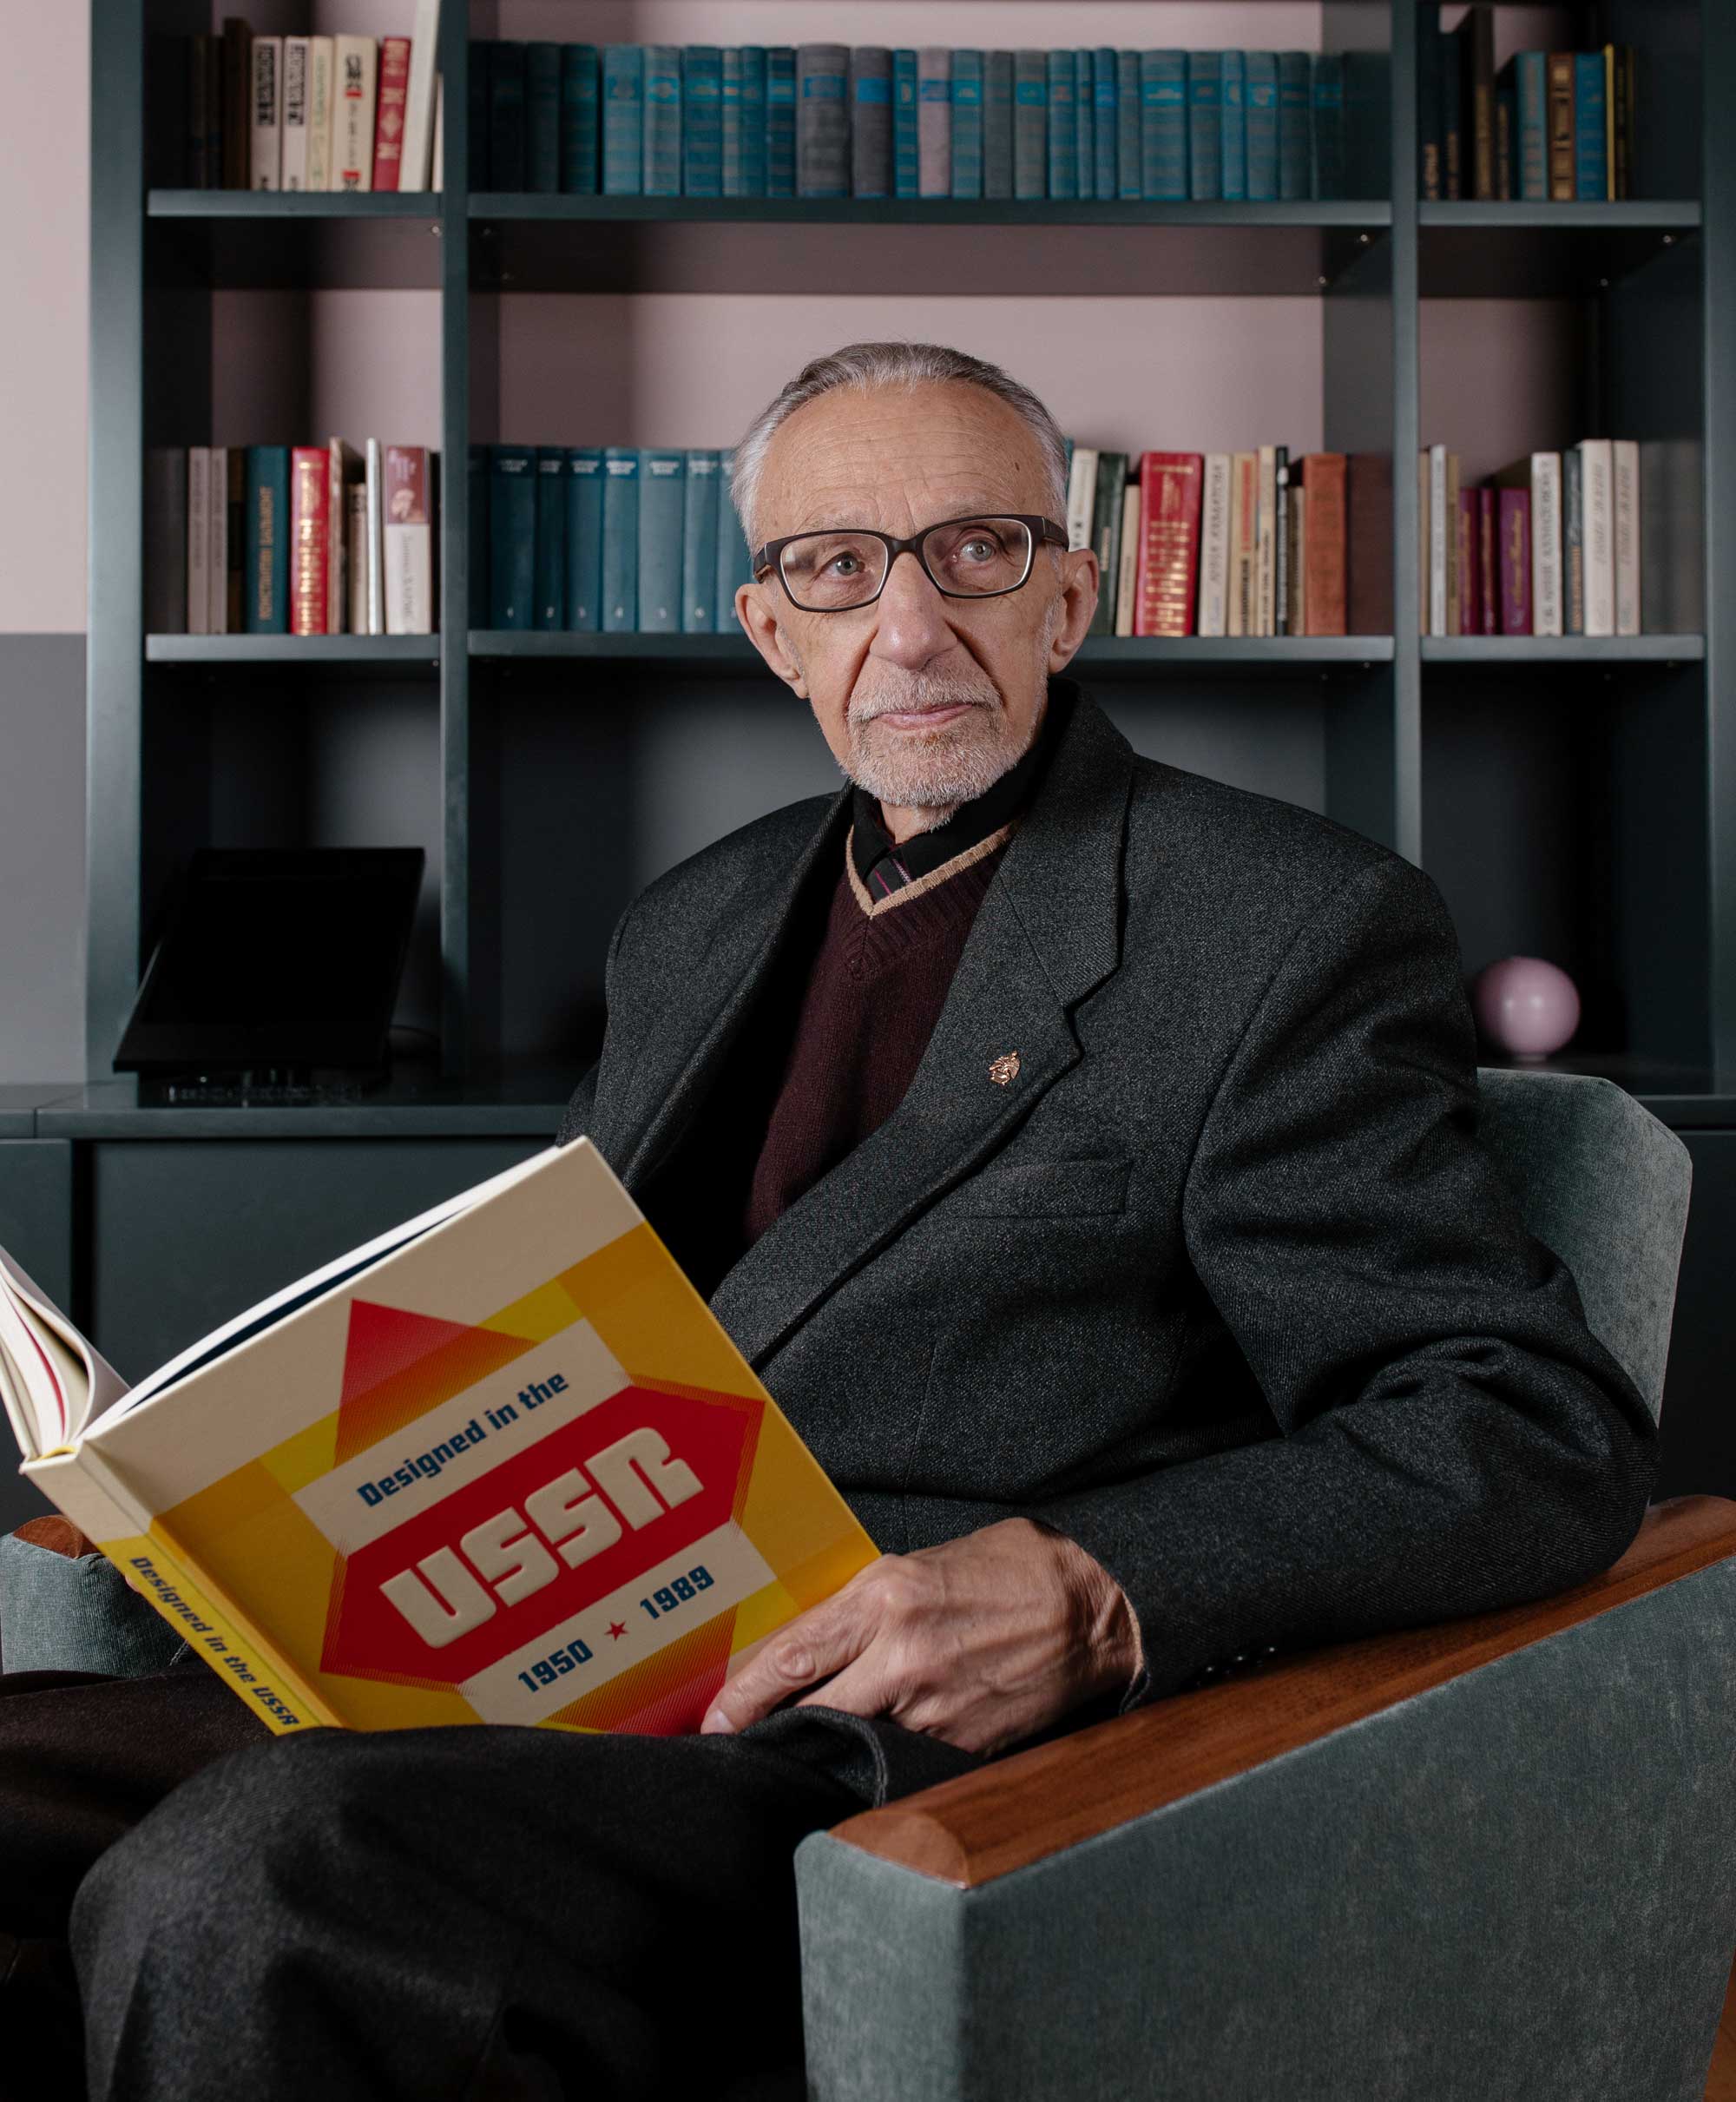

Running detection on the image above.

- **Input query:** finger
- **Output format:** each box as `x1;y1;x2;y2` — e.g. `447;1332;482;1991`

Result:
700;1589;873;1735
792;1646;902;1725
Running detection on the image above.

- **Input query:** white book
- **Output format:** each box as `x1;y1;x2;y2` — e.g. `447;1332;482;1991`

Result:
1531;451;1563;637
250;36;283;190
306;37;336;191
398;0;442;192
280;37;311;190
334;36;378;193
1113;483;1139;637
187;447;211;636
1613;438;1641;636
1254;445;1277;637
1197;453;1232;637
1578;438;1615;638
1428;443;1449;636
365;438;386;635
207;446;228;635
346;484;370;635
431;73;444;190
385;445;435;636
1065;448;1098;554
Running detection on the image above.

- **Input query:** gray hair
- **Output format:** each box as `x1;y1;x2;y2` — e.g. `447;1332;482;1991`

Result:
729;341;1069;545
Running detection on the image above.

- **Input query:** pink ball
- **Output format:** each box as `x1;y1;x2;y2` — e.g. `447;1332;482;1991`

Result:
1470;956;1581;1061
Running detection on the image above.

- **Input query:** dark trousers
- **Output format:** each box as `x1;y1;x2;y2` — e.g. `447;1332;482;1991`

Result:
0;1664;981;2101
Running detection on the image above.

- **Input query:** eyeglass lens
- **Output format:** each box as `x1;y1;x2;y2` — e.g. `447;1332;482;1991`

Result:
778;517;1034;609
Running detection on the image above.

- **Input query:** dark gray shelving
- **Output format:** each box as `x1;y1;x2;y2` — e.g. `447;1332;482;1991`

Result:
146;635;442;669
1421;636;1706;665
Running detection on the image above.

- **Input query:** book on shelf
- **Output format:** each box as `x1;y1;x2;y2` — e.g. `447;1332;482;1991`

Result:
1496;452;1563;636
1088;451;1128;636
1141;49;1186;202
1196;454;1232;637
682;452;720;633
1498;487;1531;636
893;49;920;200
1013;50;1044;201
289;446;331;634
372;35;411;191
188;34;221;190
850;47;891;201
562;44;601;197
535;447;566;630
398;0;443;194
602;449;640;632
385;446;436;636
280;36;310;189
1064;446;1099;557
565;449;605;634
524;43;561;195
365;437;386;636
1074;50;1094;206
0;1143;877;1740
346;480;370;635
714;450;753;633
917;47;950;199
1466;10;1496;201
766;49;797;198
1045;49;1076;201
799;43;850;200
306;36;336;191
1614;438;1641;638
221;18;252;190
602;46;643;197
950;49;983;201
1546;52;1575;201
1562;446;1585;636
490;445;536;630
187;448;211;637
643;45;681;200
490;43;527;192
1273;448;1292;636
1112;481;1140;636
250;35;283;190
1187;50;1220;202
682;45;724;200
984;49;1014;202
245;447;289;633
1277;51;1309;201
1133;452;1203;638
334;34;378;191
638;451;687;634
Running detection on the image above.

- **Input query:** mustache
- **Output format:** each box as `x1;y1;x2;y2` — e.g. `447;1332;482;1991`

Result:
849;676;998;724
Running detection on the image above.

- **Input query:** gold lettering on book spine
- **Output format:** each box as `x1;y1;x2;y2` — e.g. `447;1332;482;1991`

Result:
291;456;322;635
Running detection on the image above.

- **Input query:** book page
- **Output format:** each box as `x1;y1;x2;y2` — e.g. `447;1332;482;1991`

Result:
0;1248;122;1453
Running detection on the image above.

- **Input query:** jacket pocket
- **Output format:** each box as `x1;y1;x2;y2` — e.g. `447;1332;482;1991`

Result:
946;1156;1132;1218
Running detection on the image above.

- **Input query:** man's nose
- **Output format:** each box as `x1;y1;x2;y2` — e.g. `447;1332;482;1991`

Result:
870;548;957;668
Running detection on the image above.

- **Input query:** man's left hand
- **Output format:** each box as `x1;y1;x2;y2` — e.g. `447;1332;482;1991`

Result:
699;1518;1142;1756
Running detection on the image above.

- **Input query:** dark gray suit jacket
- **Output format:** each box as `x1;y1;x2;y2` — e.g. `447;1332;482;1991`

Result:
556;684;1656;1708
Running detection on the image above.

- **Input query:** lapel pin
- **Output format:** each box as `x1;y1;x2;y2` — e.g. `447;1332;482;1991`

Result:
988;1051;1021;1087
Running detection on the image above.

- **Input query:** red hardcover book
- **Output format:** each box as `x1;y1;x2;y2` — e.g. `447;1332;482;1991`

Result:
1457;490;1478;636
1477;487;1498;636
372;36;411;192
1133;453;1204;638
289;445;329;636
1299;453;1346;636
1497;488;1531;636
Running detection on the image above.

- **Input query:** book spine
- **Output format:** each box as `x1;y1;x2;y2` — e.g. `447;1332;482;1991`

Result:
721;46;744;195
798;43;850;200
467;41;491;193
1287;481;1308;634
1440;27;1463;199
1613;438;1641;637
1046;49;1076;201
766;49;796;198
950;49;983;200
1346;451;1392;636
1476;486;1496;635
1613;46;1634;201
333;35;378;191
1546;52;1575;201
1254;444;1277;636
145;448;187;632
1229;451;1259;636
917;47;951;198
1495;82;1516;200
637;449;684;632
560;43;600;195
1113;482;1140;636
681;45;723;199
1116;50;1140;200
739;47;766;197
1514;53;1547;201
373;34;411;192
1530;451;1563;637
208;446;229;633
280;36;310;189
1498;490;1532;635
187;34;216;188
1220;49;1246;201
1065;447;1098;557
490;445;536;629
1277;50;1310;201
489;42;527;189
851;46;892;200
364;438;385;634
602;448;640;631
1089;451;1127;636
289;446;329;635
1573;52;1607;201
681;451;720;632
1142;50;1187;201
602;46;642;195
1562;445;1585;636
221;18;251;188
714;450;753;630
1428;444;1448;636
520;42;559;194
1073;51;1094;204
1457;487;1478;636
301;36;336;192
346;482;369;634
533;446;566;629
244;447;288;632
1580;438;1615;638
984;51;1014;201
1311;52;1345;201
1245;52;1279;202
1443;449;1460;636
1469;7;1496;200
1013;50;1046;200
1273;447;1290;636
250;36;283;190
892;49;920;200
1092;47;1117;201
1187;51;1222;201
1134;454;1204;638
1197;454;1232;636
1417;24;1441;200
563;449;604;632
643;46;682;199
187;446;210;636
398;0;442;192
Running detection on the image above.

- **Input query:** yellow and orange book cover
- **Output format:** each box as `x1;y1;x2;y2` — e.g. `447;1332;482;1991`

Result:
0;1143;877;1736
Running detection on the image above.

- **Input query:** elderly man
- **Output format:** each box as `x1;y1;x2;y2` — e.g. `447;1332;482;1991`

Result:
0;343;1653;2101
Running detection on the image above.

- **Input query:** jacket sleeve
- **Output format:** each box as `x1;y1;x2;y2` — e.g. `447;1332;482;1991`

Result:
555;902;635;1147
1029;853;1660;1708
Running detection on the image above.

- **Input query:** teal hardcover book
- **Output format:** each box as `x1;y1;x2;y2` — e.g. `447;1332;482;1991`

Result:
892;49;919;199
489;445;536;630
643;46;682;198
244;445;289;634
1311;53;1345;201
602;449;639;632
564;449;603;632
738;47;766;196
766;48;796;197
1574;52;1607;200
1246;52;1279;201
602;45;643;195
682;46;722;197
681;451;720;632
852;47;892;199
1188;51;1222;200
1092;47;1117;201
1221;49;1246;201
950;49;983;199
1116;51;1141;198
1045;49;1076;201
1277;50;1311;200
637;449;685;632
526;43;561;193
983;51;1013;201
1073;51;1094;202
560;44;599;194
1141;50;1187;201
1013;50;1045;200
534;447;566;629
490;42;527;191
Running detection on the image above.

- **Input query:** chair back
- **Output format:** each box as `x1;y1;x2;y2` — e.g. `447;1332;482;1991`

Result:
1475;1067;1691;1422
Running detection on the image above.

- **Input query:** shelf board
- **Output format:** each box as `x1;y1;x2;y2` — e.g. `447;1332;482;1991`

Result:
149;189;444;220
473;195;1391;229
147;635;442;674
1417;201;1700;296
146;189;445;288
1418;201;1700;232
1422;635;1704;665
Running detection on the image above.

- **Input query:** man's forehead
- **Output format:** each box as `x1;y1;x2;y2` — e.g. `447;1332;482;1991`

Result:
786;497;1011;536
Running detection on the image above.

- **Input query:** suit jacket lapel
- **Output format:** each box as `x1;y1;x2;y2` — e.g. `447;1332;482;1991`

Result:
709;686;1135;1369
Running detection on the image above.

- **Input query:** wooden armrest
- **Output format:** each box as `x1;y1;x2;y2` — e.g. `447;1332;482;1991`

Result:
829;1493;1736;1891
11;1516;97;1559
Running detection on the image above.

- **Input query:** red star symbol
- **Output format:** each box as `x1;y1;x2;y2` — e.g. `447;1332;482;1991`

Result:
608;1621;628;1641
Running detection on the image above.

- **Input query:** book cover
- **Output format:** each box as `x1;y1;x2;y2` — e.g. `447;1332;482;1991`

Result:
602;448;640;632
373;34;412;191
1614;438;1641;637
565;450;604;633
534;447;566;629
523;42;561;194
713;451;753;633
334;34;378;191
1092;47;1117;201
1046;48;1077;201
1467;7;1496;200
1116;50;1141;199
280;36;310;189
1311;52;1345;201
1277;51;1310;201
250;35;283;189
1141;50;1187;201
1197;453;1232;637
1346;451;1393;636
187;447;211;636
188;34;220;189
1478;485;1498;636
468;42;491;192
1579;438;1615;639
851;46;892;200
1510;52;1547;201
985;50;1015;201
1457;487;1479;636
1573;51;1607;201
738;46;766;198
1497;489;1531;635
8;1143;878;1739
1546;52;1575;201
1074;51;1094;204
1439;27;1463;199
893;49;920;200
798;43;850;200
1417;23;1442;200
602;45;643;195
1562;445;1585;635
681;451;720;633
917;47;951;199
221;16;253;189
1245;52;1279;202
290;445;330;636
950;49;984;201
1220;49;1247;201
1013;50;1046;201
638;450;684;633
385;445;435;636
490;445;536;630
1113;482;1140;636
1088;451;1128;636
1187;51;1222;201
766;49;796;199
643;47;682;199
560;44;601;195
244;446;289;633
1133;453;1204;638
681;46;723;199
326;438;362;634
398;0;442;194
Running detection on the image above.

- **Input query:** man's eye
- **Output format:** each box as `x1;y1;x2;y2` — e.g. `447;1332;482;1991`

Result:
959;537;996;562
824;551;863;576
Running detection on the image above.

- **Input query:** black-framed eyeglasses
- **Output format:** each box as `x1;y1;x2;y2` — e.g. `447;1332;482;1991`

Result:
752;512;1071;613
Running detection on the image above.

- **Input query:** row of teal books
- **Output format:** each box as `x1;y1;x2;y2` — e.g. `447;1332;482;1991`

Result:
470;43;1354;204
474;446;754;635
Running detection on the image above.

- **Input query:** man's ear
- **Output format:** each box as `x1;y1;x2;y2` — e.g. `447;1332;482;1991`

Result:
1047;549;1101;674
736;582;810;698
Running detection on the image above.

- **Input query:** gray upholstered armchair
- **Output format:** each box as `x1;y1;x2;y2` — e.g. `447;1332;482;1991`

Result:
794;1068;1736;2101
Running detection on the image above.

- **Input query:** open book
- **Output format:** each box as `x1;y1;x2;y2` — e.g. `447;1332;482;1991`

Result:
0;1141;877;1736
